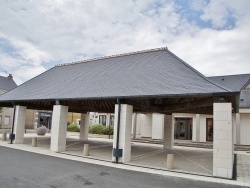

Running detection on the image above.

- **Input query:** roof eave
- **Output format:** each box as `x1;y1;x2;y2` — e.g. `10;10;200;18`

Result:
0;91;240;104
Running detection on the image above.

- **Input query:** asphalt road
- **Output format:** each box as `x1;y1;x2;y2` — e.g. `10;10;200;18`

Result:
0;146;244;188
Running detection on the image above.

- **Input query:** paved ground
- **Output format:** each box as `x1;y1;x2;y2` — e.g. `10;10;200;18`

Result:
1;132;250;187
19;133;213;175
0;146;245;188
237;154;250;183
63;138;213;175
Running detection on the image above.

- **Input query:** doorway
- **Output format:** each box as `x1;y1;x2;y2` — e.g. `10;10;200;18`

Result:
38;112;52;129
174;118;192;140
206;118;213;141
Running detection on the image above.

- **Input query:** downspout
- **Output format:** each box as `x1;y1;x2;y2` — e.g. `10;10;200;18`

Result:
10;105;16;144
115;99;121;163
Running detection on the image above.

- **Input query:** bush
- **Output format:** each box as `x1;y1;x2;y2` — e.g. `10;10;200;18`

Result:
89;124;114;135
67;124;80;132
102;126;114;135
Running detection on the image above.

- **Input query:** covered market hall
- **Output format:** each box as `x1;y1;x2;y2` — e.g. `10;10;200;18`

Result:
0;47;239;179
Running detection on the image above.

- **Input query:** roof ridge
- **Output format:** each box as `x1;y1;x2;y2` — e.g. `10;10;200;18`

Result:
208;73;250;78
55;47;168;67
241;78;250;90
166;49;231;92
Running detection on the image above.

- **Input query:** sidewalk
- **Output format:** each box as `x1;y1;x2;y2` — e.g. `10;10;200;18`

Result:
0;132;250;187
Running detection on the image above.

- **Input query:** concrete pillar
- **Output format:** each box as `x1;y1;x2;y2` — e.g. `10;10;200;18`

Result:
152;113;164;140
199;115;207;142
141;114;152;138
232;113;236;145
213;103;233;179
236;113;240;145
193;114;207;142
132;113;137;139
50;105;68;152
13;106;27;144
192;114;199;142
136;114;142;136
106;113;111;127
163;115;174;149
79;114;89;141
112;104;133;163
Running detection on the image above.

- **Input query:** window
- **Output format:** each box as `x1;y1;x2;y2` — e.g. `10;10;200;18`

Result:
99;115;106;125
4;116;10;126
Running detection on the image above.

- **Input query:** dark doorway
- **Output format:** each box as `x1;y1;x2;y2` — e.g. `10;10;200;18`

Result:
206;118;213;141
174;118;192;140
38;112;52;129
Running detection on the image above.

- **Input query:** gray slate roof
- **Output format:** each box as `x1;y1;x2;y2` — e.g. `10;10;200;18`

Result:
208;74;250;92
240;90;250;108
0;48;231;102
208;74;250;108
0;76;17;92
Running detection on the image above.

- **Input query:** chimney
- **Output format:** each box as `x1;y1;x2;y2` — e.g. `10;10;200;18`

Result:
8;74;13;79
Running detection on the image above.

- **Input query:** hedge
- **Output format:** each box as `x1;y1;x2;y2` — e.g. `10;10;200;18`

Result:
89;124;114;135
67;124;80;132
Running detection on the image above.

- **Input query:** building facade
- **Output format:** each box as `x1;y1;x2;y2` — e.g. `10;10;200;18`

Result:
0;74;17;129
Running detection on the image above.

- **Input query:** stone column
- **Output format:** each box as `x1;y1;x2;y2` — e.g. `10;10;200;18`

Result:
236;113;240;145
136;114;142;136
112;104;133;163
50;105;68;152
192;114;199;142
132;113;137;139
232;113;236;145
199;115;207;142
140;114;152;138
163;115;174;149
106;113;111;127
13;106;27;144
79;114;90;141
152;113;164;140
213;103;233;179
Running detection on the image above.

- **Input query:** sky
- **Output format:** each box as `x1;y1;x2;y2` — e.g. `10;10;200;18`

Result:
0;0;250;85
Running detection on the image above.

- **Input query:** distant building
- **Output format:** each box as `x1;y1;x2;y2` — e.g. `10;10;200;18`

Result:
0;74;17;128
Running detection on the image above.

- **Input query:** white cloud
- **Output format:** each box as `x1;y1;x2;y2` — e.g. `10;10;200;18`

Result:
200;0;250;28
0;0;249;85
169;22;250;76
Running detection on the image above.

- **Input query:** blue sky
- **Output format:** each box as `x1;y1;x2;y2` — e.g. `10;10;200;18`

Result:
0;0;250;84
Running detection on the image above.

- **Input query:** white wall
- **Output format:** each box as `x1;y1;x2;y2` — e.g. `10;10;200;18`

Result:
240;113;250;145
152;113;164;140
140;114;152;137
0;107;14;128
135;114;142;136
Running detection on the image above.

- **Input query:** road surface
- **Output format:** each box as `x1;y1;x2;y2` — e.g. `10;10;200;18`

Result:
0;146;243;188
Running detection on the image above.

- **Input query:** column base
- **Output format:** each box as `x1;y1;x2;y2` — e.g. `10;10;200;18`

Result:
14;139;24;144
50;145;66;152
